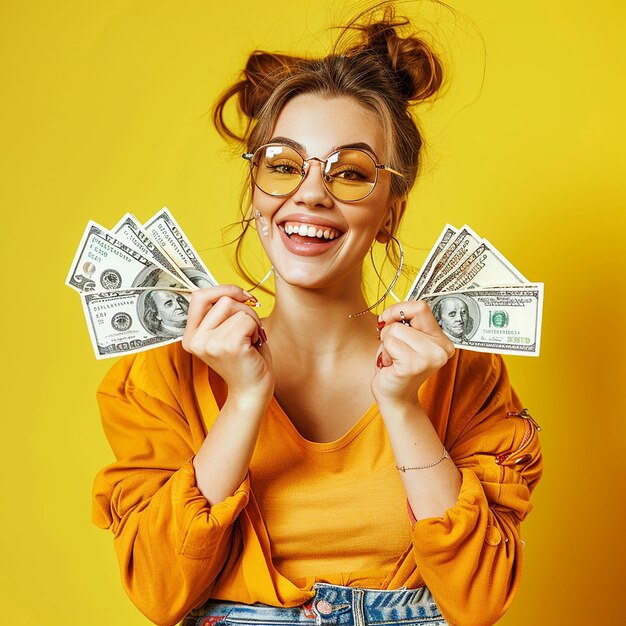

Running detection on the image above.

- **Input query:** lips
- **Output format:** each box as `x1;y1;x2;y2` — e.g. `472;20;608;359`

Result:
278;215;343;256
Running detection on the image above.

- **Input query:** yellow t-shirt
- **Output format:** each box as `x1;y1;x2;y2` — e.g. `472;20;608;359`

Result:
93;343;542;626
251;399;412;587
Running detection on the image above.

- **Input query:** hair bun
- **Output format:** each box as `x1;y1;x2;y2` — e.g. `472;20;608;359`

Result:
213;51;301;141
348;10;444;103
240;52;300;118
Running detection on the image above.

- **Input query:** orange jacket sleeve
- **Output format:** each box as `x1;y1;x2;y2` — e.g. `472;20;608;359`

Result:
92;349;248;626
413;352;543;626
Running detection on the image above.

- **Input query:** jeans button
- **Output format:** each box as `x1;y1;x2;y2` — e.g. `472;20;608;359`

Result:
316;600;333;615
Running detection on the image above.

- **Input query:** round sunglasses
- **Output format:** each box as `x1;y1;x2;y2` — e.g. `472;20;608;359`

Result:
242;143;404;202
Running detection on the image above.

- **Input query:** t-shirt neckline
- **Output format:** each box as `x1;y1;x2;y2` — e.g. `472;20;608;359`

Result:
268;397;380;453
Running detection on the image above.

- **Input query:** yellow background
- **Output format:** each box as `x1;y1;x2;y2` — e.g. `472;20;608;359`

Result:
1;1;624;624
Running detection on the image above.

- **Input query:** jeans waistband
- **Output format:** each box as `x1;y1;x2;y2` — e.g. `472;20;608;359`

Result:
184;583;446;626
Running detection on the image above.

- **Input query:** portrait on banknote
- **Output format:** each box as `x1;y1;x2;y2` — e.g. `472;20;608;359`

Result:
431;294;478;342
138;289;190;338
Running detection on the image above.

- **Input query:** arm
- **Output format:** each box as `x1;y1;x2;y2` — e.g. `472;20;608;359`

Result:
93;352;249;626
93;286;275;626
410;354;542;626
375;303;542;626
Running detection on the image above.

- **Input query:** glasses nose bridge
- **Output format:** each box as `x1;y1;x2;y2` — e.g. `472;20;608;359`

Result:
299;155;333;196
301;155;329;177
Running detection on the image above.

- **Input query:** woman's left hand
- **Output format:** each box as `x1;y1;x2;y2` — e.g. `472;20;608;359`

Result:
372;301;455;407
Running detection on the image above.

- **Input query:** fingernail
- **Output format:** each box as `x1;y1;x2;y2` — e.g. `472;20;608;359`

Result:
260;326;268;343
377;320;386;331
243;290;258;302
376;353;383;369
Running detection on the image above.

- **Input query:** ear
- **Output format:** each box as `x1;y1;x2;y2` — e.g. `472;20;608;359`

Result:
376;198;407;243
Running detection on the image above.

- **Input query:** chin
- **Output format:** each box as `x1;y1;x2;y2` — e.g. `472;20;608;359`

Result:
274;266;327;289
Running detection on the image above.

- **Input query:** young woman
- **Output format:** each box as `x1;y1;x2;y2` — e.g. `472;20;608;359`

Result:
93;5;542;626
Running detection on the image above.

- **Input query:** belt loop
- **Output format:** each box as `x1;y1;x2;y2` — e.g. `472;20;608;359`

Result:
352;588;365;626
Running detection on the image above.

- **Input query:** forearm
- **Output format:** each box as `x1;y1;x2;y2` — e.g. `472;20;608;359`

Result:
193;393;268;505
99;462;249;626
377;399;462;520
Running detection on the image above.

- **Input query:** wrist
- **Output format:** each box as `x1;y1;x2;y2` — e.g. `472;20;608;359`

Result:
376;396;427;423
224;388;273;419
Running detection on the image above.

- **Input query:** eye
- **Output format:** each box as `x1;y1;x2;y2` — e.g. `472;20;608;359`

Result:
264;159;302;176
329;164;369;181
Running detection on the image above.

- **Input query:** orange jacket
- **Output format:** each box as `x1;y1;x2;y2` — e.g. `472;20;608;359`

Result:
93;344;542;626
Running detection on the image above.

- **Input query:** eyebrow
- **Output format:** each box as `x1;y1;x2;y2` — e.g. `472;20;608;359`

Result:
267;137;381;161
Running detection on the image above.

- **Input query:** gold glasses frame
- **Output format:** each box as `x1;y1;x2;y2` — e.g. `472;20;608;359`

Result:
242;143;404;202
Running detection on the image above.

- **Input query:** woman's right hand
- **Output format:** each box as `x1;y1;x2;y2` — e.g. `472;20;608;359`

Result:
182;285;274;407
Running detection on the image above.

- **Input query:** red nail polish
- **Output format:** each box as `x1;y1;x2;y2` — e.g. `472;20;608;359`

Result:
376;353;383;369
260;327;268;343
377;320;386;331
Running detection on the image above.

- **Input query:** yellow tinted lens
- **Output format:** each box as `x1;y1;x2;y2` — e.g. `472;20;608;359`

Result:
253;145;303;196
324;150;377;201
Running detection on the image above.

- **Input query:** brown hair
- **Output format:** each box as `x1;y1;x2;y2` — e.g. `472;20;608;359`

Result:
214;2;444;291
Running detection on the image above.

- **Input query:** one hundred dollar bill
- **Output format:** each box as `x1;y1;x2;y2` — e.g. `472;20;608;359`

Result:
415;225;526;298
143;208;218;288
405;224;458;301
416;225;482;297
81;288;191;359
428;237;527;293
421;284;544;356
111;213;195;289
66;221;189;293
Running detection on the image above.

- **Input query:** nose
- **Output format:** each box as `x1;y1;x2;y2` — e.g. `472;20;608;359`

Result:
292;159;333;209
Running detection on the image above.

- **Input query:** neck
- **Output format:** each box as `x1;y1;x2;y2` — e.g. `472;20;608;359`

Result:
263;273;378;360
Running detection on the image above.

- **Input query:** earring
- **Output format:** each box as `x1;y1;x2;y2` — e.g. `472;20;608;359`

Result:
349;235;404;318
247;266;274;292
253;209;269;237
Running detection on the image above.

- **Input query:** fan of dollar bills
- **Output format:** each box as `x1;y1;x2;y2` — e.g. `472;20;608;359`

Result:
407;224;543;356
66;210;543;359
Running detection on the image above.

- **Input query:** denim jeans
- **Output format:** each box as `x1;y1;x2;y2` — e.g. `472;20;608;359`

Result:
182;583;447;626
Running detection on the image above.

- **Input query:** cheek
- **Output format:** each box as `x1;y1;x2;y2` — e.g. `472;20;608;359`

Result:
252;189;282;216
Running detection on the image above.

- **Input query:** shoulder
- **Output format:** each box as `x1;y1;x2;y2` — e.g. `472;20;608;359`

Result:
98;342;197;410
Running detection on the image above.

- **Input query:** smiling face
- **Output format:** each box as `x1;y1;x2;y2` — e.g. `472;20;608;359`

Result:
251;93;401;292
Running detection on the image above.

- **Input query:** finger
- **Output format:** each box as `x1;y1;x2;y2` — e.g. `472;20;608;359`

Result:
185;285;257;334
380;332;416;367
381;320;455;359
382;332;451;373
198;296;261;329
375;344;390;369
183;297;267;353
188;309;260;357
379;300;445;337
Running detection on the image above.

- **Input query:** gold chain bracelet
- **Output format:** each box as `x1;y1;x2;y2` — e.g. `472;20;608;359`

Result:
396;446;450;472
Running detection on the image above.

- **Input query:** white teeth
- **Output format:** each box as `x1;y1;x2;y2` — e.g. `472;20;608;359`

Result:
283;222;340;240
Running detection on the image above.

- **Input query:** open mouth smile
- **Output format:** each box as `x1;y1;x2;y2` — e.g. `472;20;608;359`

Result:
283;221;341;241
277;220;344;256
